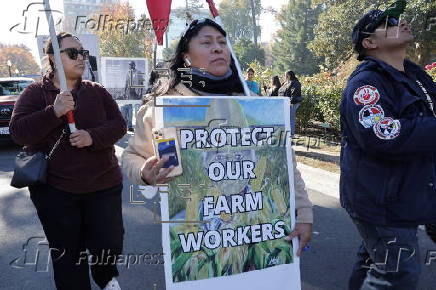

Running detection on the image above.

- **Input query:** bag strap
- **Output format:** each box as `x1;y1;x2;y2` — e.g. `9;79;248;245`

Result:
46;129;66;160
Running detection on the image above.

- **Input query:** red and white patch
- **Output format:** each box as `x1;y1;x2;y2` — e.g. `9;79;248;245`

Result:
359;105;385;128
353;85;380;106
373;117;401;140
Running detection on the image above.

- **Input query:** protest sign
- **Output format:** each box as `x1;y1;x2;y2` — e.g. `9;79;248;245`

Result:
155;96;301;290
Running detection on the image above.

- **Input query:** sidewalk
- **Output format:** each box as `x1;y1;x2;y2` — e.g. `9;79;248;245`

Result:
297;162;339;199
292;139;340;199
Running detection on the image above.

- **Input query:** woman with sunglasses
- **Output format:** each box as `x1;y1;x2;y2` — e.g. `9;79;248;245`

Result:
122;19;313;257
10;32;126;290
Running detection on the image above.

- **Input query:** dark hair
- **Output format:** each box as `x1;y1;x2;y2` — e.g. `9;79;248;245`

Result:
142;70;161;103
286;70;296;81
247;68;255;74
272;75;281;88
43;32;80;75
152;18;242;95
148;70;159;87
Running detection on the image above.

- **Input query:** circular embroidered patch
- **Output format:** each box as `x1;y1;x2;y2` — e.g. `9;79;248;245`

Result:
353;85;380;105
373;117;401;140
359;105;385;128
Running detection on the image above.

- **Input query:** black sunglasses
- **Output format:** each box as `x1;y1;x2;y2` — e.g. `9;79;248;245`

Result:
60;48;89;60
385;17;400;27
364;17;400;34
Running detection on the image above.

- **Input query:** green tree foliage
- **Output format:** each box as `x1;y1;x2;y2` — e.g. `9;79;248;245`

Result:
233;38;266;70
0;44;40;77
93;3;153;58
308;1;365;70
272;0;321;76
403;0;436;65
309;0;436;69
219;0;262;42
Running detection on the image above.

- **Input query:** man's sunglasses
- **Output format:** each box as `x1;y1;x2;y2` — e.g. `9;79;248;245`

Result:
385;17;400;27
60;48;89;60
364;17;400;34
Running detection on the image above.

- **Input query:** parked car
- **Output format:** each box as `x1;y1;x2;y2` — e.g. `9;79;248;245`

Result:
0;77;35;144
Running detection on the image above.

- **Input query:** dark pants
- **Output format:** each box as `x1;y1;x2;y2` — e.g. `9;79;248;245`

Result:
29;183;124;290
349;218;420;290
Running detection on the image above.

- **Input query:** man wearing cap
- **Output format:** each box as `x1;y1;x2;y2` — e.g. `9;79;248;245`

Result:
340;0;436;289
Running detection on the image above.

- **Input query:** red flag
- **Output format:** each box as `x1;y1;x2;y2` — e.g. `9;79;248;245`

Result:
205;0;219;18
146;0;172;45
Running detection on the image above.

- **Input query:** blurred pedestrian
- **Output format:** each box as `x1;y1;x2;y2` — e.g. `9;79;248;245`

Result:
268;75;281;96
245;67;261;95
278;70;302;135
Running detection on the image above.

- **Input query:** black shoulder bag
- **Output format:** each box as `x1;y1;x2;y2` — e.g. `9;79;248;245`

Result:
10;129;65;189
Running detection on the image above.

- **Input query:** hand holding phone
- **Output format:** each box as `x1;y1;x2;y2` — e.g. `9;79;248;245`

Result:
140;156;175;185
152;127;183;178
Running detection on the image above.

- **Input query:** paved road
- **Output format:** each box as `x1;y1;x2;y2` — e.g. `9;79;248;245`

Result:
1;136;435;290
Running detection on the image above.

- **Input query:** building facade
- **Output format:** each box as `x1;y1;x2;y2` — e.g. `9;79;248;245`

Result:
63;0;119;34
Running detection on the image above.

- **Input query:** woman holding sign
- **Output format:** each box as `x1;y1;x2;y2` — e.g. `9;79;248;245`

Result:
122;19;312;256
10;33;126;290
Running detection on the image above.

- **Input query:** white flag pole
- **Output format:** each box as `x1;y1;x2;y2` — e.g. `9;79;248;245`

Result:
43;0;77;132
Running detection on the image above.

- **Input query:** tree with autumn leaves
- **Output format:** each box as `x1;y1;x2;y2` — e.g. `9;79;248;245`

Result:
92;2;154;59
0;44;40;77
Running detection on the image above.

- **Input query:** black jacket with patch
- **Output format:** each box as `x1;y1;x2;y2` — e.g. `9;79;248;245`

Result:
340;57;436;227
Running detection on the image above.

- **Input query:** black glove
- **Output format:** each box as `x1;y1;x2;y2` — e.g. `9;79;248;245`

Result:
425;224;436;243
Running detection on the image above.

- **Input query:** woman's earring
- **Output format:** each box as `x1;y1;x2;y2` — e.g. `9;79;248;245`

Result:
184;57;192;67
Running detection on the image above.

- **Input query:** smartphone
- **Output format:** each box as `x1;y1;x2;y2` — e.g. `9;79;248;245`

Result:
152;127;183;178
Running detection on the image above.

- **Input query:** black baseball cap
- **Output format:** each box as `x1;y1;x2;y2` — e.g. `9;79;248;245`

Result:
352;0;407;60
